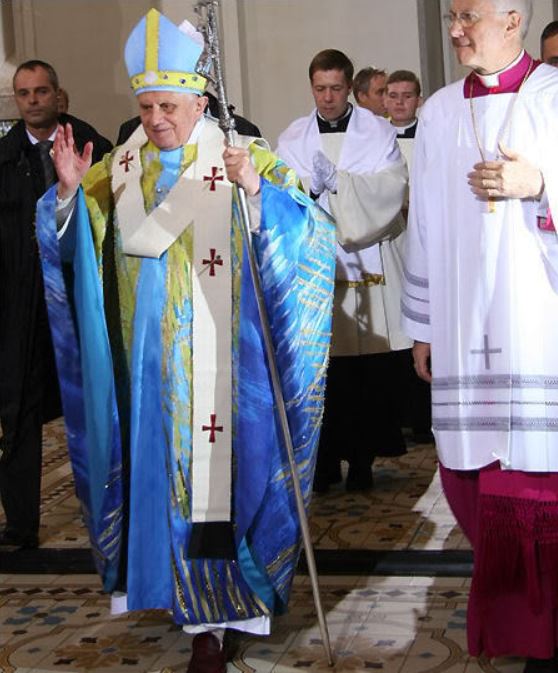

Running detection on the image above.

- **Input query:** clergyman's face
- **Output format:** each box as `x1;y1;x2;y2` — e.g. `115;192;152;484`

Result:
384;80;420;126
13;66;59;132
448;0;513;72
311;69;351;121
542;34;558;67
358;74;387;116
138;90;208;150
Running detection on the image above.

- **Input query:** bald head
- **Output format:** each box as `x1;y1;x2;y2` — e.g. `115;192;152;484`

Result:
449;0;531;72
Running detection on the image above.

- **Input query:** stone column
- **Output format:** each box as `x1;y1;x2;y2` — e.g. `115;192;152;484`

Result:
0;1;19;125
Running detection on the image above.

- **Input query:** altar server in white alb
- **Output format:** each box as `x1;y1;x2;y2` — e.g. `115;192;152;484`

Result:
277;49;409;492
403;0;558;665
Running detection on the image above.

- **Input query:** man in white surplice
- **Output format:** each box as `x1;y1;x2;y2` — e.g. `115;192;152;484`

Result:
277;49;409;492
403;0;558;663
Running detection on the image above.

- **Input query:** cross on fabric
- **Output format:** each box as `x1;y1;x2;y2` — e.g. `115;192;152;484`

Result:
470;334;502;370
203;166;224;191
119;151;134;172
202;248;223;277
202;414;223;443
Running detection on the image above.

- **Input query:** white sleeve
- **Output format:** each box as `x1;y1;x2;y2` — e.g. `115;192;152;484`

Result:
401;118;431;343
246;192;261;234
532;128;558;292
328;157;408;248
56;191;77;239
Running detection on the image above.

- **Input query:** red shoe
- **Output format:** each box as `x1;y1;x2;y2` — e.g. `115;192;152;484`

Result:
187;633;226;673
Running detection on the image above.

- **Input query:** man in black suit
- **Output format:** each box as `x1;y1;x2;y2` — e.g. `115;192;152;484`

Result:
0;60;112;549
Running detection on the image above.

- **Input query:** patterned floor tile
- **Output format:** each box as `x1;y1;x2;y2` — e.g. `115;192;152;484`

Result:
0;575;537;673
0;420;470;554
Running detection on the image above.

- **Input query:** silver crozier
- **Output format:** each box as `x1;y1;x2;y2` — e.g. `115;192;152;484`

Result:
193;1;334;665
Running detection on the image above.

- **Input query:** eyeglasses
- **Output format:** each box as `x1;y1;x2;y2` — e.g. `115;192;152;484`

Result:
442;10;511;28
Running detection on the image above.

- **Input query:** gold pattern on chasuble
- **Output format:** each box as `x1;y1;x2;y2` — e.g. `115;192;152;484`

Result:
172;556;193;620
175;556;202;622
225;563;252;618
173;454;190;518
266;545;298;595
190;561;214;622
240;571;269;615
83;153;139;376
297;273;333;300
203;561;221;617
256;146;299;190
97;503;123;545
83;157;115;273
161;222;194;486
138;141;198;519
230;190;244;443
210;563;227;614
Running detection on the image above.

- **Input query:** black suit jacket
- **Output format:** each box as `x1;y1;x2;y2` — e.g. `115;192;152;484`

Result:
0;115;112;455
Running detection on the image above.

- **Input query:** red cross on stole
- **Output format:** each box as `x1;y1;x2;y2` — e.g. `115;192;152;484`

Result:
202;248;224;276
202;413;224;443
203;166;224;191
119;150;134;172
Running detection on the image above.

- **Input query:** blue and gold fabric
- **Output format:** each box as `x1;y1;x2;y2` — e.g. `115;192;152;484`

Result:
36;123;336;625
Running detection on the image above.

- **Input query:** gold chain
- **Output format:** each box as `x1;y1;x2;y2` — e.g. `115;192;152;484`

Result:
468;57;535;212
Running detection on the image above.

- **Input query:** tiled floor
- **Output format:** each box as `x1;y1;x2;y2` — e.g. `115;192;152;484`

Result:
1;419;469;552
310;459;469;552
0;573;527;673
0;420;505;673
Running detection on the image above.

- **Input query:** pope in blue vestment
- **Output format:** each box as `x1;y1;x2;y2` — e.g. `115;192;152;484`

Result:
35;8;336;639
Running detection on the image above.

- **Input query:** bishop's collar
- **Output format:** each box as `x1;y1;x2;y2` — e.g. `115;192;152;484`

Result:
465;50;540;98
475;50;524;88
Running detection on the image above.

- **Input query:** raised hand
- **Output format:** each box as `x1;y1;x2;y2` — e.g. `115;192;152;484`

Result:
53;123;93;199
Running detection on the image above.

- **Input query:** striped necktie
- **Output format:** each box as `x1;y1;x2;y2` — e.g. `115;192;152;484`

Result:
37;140;55;189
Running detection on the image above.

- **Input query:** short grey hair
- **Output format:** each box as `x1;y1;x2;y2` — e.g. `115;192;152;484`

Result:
491;0;533;39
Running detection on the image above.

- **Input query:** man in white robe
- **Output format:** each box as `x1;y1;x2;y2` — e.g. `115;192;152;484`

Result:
277;49;409;492
384;69;432;442
403;0;558;665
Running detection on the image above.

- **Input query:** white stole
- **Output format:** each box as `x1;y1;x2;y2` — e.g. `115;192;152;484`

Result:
111;118;234;524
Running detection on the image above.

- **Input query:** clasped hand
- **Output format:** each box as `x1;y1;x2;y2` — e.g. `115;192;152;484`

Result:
311;150;337;196
467;142;543;202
